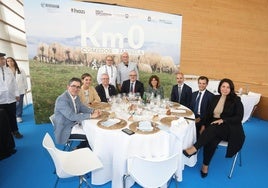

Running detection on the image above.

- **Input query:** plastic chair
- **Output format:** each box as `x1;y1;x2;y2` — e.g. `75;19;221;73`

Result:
49;114;87;151
123;153;179;188
247;91;261;119
218;141;242;178
42;133;103;188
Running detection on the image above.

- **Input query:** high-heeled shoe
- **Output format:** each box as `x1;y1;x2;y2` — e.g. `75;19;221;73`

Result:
183;150;197;158
200;170;208;178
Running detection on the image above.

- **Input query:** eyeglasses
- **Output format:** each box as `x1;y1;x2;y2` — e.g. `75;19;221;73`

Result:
129;75;137;76
70;85;81;89
102;78;109;80
106;59;113;61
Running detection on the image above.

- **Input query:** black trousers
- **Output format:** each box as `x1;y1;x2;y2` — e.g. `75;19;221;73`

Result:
69;134;90;149
0;108;15;158
0;102;18;132
194;123;229;166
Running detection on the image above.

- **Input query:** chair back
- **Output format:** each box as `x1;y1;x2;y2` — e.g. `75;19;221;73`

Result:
42;133;73;178
241;95;259;123
247;91;261;105
127;153;179;187
49;114;55;127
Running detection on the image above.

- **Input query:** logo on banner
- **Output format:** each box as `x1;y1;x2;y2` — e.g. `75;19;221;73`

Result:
71;8;85;14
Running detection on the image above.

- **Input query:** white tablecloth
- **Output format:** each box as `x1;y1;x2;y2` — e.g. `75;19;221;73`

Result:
82;103;197;188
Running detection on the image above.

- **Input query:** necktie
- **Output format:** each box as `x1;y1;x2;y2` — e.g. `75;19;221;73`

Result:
130;82;134;93
194;92;202;115
1;67;4;81
178;86;182;102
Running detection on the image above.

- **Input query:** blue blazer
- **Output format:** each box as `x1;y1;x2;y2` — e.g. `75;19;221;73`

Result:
170;84;192;108
190;90;214;125
95;84;118;102
53;91;93;144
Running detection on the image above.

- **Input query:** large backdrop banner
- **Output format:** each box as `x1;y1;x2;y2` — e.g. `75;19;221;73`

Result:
24;0;182;123
24;0;182;71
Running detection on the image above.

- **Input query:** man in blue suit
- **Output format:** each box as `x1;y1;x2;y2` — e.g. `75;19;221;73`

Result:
190;76;214;138
170;72;192;108
54;77;101;148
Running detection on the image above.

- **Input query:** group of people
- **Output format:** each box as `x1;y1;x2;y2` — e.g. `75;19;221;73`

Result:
177;74;245;178
53;51;245;179
0;52;28;160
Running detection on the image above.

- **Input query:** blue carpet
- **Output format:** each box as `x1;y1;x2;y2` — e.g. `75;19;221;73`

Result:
0;104;267;188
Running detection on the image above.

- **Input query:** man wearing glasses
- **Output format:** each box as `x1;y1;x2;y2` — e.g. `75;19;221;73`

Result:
95;73;117;102
120;70;144;97
53;77;101;149
97;55;117;87
116;52;139;91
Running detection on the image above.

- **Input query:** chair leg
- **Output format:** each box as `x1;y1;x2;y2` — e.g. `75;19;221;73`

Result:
54;177;59;188
123;174;130;188
78;175;92;188
228;152;239;179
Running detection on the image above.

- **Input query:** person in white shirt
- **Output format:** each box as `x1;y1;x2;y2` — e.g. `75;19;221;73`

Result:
116;52;139;91
6;57;28;123
0;53;23;138
97;55;117;87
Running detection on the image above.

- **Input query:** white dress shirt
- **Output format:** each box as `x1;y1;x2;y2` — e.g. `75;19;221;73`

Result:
97;65;117;86
0;66;19;104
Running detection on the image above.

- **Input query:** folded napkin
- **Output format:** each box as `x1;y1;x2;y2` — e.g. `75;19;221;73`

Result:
101;118;120;127
138;121;153;131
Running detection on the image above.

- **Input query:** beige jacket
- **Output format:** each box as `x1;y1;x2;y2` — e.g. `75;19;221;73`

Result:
79;86;101;106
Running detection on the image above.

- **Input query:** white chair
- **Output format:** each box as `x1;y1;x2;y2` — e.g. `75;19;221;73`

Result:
240;95;260;123
42;133;103;188
123;153;179;188
218;141;242;178
247;91;261;119
49;114;87;151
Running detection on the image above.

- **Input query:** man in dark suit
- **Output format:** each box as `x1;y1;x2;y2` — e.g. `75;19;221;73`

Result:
95;73;117;102
170;72;192;108
120;70;144;97
190;76;214;138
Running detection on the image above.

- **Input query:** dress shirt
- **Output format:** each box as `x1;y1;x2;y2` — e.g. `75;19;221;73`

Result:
195;91;205;115
116;62;139;85
0;66;19;104
97;65;117;86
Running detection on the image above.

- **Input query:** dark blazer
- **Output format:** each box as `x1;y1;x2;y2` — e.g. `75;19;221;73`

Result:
205;95;245;157
190;90;214;125
120;80;144;97
170;83;192;108
95;84;117;102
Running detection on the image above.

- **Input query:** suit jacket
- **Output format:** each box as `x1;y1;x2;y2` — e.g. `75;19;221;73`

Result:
120;80;144;97
78;86;101;105
54;91;93;144
95;84;118;102
170;83;192;108
205;95;245;157
190;90;214;125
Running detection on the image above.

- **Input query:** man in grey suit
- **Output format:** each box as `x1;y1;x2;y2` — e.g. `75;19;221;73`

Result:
54;77;101;148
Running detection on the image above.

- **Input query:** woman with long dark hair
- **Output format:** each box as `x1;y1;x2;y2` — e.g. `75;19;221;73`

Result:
183;78;245;178
6;57;28;123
